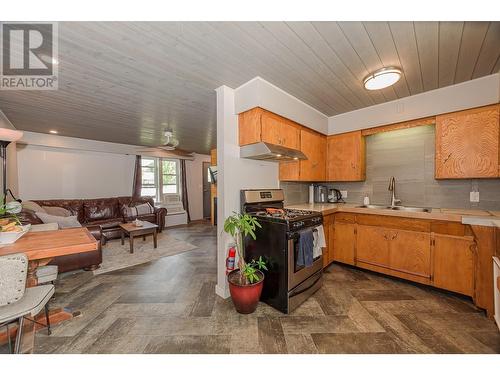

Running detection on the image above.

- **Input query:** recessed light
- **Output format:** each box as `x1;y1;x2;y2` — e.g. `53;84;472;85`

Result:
49;130;58;134
276;154;282;158
364;67;402;90
293;157;299;160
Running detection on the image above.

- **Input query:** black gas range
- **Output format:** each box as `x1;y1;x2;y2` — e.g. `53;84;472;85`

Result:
241;189;323;313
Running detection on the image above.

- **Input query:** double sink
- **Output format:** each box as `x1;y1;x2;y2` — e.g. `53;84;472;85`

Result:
356;204;431;213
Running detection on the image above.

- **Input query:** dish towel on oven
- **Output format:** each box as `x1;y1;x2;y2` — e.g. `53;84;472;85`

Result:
313;225;326;259
297;228;314;267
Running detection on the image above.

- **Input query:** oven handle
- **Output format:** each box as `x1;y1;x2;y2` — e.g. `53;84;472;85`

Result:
289;272;322;298
288;226;322;240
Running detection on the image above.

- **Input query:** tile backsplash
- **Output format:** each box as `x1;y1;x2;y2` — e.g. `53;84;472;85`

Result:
281;125;500;210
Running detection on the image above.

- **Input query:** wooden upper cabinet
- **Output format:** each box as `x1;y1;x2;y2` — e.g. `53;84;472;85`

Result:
279;160;300;181
435;104;500;179
260;111;300;149
238;107;300;149
326;131;366;181
299;129;326;181
433;234;475;296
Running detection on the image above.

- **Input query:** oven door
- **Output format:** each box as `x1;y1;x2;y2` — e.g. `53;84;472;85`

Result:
287;227;323;290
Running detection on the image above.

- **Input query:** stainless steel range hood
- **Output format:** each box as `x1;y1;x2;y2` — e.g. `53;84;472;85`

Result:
239;142;307;162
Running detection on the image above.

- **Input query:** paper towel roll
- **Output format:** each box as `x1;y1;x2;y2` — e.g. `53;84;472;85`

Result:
309;184;315;203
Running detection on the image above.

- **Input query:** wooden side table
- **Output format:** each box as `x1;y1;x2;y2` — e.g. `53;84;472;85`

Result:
119;221;158;253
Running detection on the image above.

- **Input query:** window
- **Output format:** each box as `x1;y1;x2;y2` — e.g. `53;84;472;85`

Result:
161;159;179;194
141;157;180;201
141;157;158;198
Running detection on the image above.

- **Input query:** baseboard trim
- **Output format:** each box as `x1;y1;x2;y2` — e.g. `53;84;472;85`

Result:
215;283;230;299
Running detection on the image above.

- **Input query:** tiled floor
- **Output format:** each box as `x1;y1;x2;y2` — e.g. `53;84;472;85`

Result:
5;222;500;354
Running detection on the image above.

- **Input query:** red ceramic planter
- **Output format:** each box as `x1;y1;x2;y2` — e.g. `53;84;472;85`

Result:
227;269;264;314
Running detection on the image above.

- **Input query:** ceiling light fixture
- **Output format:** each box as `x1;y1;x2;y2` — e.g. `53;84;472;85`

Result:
49;130;58;134
363;67;402;90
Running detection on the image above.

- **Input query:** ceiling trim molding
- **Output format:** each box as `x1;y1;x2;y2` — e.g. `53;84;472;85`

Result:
234;76;329;134
17;131;195;159
328;73;500;134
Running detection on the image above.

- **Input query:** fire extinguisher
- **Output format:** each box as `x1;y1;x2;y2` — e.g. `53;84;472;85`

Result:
226;245;236;274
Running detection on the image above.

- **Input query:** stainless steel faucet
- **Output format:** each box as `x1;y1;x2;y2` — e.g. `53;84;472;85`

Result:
388;176;401;207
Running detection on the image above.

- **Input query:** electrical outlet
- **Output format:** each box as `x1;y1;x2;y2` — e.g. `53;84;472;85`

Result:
469;191;480;203
340;190;348;199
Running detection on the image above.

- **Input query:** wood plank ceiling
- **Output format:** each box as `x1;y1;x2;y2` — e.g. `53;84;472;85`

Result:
0;22;499;154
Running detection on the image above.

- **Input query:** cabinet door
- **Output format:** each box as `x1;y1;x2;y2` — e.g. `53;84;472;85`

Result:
238;108;263;146
332;222;355;265
356;225;390;267
435;104;499;179
389;229;431;278
299;129;326;181
327;131;365;181
279;161;300;181
261;111;300;149
433;234;475;296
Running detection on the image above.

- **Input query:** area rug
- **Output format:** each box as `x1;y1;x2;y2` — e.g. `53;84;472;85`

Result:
93;232;198;275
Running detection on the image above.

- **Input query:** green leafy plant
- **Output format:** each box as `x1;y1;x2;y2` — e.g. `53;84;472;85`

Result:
0;198;21;225
223;212;266;285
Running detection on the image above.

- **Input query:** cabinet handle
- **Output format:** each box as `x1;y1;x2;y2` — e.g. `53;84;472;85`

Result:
443;153;452;163
391;233;398;240
383;234;389;240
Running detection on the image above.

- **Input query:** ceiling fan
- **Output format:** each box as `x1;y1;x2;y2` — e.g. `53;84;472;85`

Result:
136;130;194;158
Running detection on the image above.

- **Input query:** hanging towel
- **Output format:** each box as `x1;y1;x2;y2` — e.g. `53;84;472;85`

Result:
313;225;326;259
297;228;314;267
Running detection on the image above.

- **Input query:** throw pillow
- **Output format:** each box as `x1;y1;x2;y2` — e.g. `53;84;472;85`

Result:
42;206;71;217
35;212;82;228
22;201;46;213
122;202;154;218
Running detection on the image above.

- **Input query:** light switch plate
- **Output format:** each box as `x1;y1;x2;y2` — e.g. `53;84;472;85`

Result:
470;191;480;202
340;190;348;199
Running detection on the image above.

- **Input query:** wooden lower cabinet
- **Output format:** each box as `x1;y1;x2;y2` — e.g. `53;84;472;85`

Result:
322;212;492;316
390;229;431;279
356;225;389;267
433;234;475;297
332;221;355;265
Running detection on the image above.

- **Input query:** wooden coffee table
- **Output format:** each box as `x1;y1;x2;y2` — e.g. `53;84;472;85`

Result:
119;221;158;253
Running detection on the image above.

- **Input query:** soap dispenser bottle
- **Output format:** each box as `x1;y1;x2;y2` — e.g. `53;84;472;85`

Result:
363;194;370;206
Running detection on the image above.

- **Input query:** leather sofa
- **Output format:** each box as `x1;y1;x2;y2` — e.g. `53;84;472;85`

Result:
19;196;167;273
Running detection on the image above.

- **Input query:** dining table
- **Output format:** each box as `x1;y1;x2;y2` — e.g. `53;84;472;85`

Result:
0;227;98;352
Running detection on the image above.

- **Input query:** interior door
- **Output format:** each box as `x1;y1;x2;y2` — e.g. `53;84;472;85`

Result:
202;162;211;219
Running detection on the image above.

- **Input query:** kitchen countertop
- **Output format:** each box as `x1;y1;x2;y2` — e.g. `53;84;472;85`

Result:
285;202;500;227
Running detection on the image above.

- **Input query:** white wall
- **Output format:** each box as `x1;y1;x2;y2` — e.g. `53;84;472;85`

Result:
234;76;329;134
185;153;211;221
17;144;135;200
215;85;280;299
329;73;500;134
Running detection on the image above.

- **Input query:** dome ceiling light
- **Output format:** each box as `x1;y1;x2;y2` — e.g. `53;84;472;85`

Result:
363;67;402;90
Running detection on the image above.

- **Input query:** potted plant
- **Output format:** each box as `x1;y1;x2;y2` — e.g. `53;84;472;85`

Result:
223;212;266;314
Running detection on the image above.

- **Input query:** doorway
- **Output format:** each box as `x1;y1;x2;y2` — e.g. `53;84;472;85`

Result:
202;161;211;219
